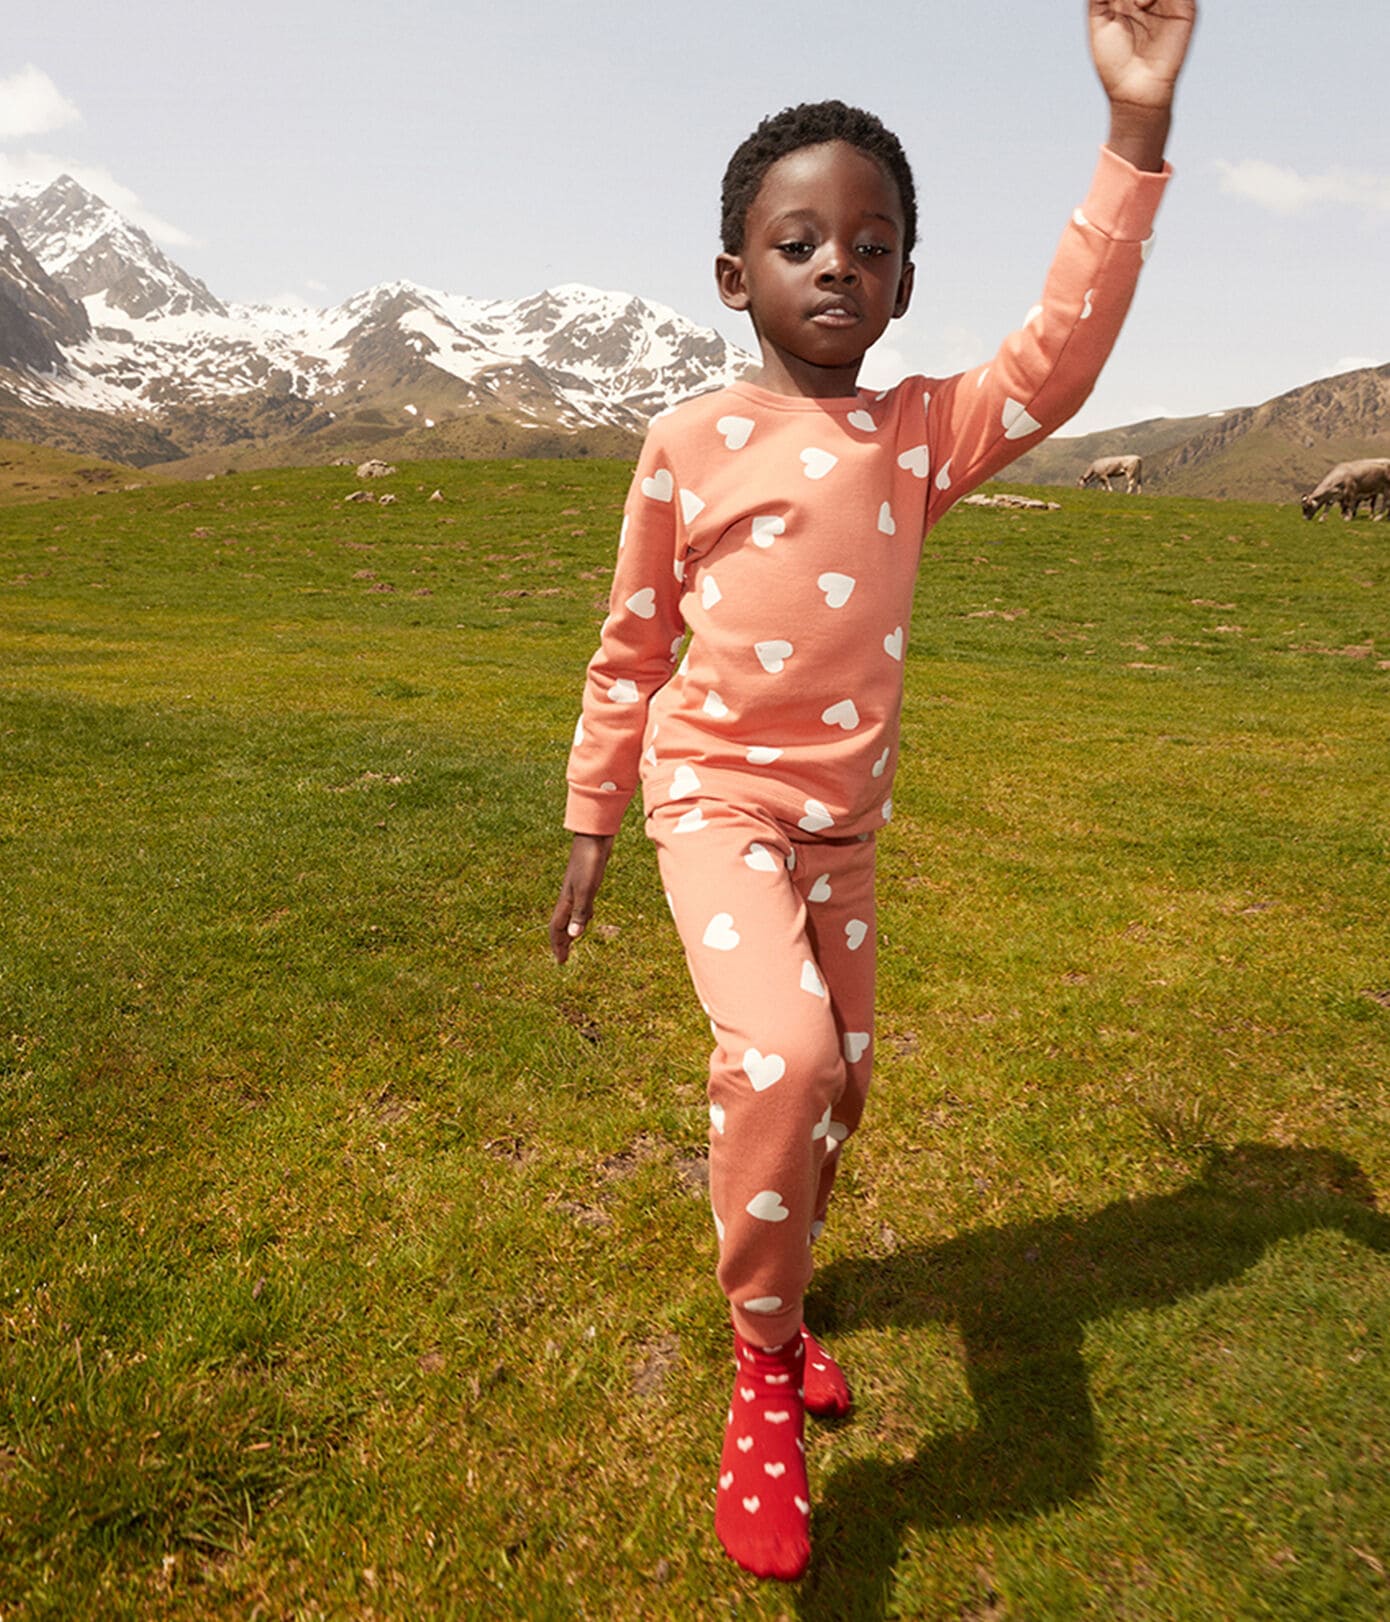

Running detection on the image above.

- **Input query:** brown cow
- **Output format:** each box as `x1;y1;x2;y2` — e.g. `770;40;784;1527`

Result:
1078;454;1143;493
1300;459;1390;521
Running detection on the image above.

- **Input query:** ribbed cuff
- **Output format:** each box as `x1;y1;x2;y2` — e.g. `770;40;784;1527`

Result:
1083;144;1171;242
564;782;628;836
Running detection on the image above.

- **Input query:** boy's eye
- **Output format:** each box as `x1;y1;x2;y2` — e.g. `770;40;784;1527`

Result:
856;243;891;257
776;242;813;260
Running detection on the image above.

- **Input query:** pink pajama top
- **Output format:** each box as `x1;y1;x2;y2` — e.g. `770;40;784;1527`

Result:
565;148;1169;841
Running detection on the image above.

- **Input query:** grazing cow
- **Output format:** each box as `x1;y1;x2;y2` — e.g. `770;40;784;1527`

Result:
1300;459;1390;521
1078;454;1143;493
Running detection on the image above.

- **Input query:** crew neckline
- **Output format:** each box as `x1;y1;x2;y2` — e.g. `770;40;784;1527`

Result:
726;378;894;414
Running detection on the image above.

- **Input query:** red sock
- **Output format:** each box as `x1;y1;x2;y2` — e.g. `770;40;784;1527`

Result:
715;1330;810;1582
801;1327;852;1418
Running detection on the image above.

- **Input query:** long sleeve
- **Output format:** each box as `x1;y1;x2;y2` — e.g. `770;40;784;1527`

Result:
563;426;690;834
924;146;1169;527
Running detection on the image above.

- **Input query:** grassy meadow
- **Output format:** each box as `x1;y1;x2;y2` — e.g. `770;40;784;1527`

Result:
1;453;1387;1619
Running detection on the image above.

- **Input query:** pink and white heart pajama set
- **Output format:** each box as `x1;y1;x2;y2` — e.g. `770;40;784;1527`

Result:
564;148;1169;1347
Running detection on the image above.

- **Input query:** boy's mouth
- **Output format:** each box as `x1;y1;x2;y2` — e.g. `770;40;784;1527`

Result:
809;297;860;327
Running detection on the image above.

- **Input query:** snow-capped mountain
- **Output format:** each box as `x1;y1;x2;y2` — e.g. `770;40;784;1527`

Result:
0;175;753;462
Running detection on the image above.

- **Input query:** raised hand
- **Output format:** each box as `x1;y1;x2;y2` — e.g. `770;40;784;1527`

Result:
1089;0;1197;111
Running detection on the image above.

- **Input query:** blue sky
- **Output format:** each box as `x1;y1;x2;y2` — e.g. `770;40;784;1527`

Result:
2;1;1387;433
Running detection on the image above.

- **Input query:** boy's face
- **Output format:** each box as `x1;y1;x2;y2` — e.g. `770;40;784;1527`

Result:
716;140;914;398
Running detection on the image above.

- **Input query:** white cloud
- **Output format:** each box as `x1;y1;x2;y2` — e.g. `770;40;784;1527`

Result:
0;151;196;247
1216;159;1390;217
0;65;80;140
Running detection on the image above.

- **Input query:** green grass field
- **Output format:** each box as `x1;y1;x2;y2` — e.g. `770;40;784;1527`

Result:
1;457;1387;1619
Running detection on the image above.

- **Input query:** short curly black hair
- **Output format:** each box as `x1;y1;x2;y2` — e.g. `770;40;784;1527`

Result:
720;99;917;257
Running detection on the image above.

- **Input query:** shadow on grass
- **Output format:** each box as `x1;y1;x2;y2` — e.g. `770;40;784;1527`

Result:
798;1143;1390;1619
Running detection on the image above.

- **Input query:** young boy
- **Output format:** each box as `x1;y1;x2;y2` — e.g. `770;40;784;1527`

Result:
552;1;1196;1583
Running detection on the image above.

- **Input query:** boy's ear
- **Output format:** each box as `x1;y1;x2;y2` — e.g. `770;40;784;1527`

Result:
893;259;915;320
715;252;750;313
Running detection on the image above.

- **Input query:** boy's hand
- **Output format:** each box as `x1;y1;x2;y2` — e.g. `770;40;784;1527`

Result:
1090;0;1196;112
549;833;615;964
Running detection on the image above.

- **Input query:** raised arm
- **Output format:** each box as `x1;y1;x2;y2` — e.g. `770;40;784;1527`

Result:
1090;0;1197;171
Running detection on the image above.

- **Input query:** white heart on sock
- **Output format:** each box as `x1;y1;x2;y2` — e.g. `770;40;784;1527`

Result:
740;1386;756;1402
716;414;754;450
763;1410;792;1424
625;587;656;619
817;572;856;609
719;1471;734;1490
737;1435;754;1453
641;468;674;502
746;1190;790;1223
750;515;785;548
764;1462;787;1478
755;639;793;673
800;447;838;480
808;874;831;903
703;912;740;951
795;1496;810;1515
743;1048;786;1091
742;1496;761;1514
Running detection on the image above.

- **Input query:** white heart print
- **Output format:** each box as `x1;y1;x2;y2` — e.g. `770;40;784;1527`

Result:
746;1190;790;1222
817;572;856;609
844;1031;870;1063
877;502;897;536
703;912;740;951
641;467;673;502
845;918;868;950
1002;398;1043;440
800;961;825;997
743;1295;783;1314
799;799;833;833
674;806;707;833
746;745;783;765
625;587;656;619
808;874;832;903
799;447;838;480
700;574;722;610
743;842;780;872
871;747;890;778
679;488;706;524
702;690;729;719
670;763;701;798
716;414;754;450
821;699;859;730
811;1105;831;1142
897;445;930;479
847;409;876;432
750;515;785;548
883;627;903;660
709;1102;726;1134
743;1047;786;1091
755;640;793;673
608;678;639;704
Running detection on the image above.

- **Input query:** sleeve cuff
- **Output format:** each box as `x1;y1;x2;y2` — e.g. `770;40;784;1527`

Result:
1083;144;1171;242
564;782;629;836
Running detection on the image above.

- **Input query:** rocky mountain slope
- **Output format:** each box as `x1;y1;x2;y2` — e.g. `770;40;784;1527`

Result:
0;175;751;467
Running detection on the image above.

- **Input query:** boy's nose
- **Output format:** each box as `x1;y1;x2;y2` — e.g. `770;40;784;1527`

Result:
817;251;858;285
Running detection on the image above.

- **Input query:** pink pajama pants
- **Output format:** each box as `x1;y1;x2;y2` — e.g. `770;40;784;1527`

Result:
647;799;877;1346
